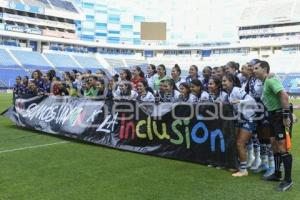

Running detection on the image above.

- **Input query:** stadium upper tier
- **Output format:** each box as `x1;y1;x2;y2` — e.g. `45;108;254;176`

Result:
23;0;51;8
16;0;78;13
240;0;300;26
0;0;81;21
48;0;78;13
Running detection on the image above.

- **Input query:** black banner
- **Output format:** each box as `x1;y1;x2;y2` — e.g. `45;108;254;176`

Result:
3;96;238;168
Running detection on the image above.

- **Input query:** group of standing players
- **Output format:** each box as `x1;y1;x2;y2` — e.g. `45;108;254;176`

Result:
12;58;294;192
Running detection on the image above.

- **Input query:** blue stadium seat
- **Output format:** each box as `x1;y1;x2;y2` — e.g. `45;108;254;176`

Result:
139;64;148;74
73;55;103;69
114;67;125;74
65;47;75;52
281;73;300;94
0;68;29;88
105;58;124;68
2;40;19;47
11;50;53;71
0;49;20;69
50;46;63;51
44;53;82;70
0;49;30;87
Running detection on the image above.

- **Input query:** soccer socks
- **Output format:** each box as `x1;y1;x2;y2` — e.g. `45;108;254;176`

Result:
251;135;261;169
252;134;260;158
253;144;268;173
240;161;247;172
281;152;292;183
246;140;255;167
260;144;268;166
274;153;282;177
267;144;275;169
263;144;275;177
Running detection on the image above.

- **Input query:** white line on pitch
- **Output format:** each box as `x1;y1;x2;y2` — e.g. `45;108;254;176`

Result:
0;141;69;154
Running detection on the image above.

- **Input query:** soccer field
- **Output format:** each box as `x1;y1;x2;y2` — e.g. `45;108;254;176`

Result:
0;93;299;200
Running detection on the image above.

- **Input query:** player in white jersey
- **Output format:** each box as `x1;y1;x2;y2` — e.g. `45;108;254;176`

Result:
222;73;257;177
185;65;201;84
113;80;138;100
179;82;198;103
137;80;155;103
160;79;181;102
145;64;158;89
171;64;185;89
240;63;260;169
190;79;209;102
207;76;228;103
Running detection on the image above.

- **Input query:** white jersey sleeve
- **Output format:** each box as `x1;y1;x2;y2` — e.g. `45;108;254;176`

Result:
228;87;257;121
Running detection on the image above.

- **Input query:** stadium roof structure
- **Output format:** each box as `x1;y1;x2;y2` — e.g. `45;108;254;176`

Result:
239;0;300;26
0;0;84;20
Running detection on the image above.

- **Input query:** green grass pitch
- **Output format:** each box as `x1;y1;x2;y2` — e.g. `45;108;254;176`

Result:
0;93;300;200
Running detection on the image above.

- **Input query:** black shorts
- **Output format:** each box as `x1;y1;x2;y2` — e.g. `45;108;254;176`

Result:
268;110;285;141
256;110;269;128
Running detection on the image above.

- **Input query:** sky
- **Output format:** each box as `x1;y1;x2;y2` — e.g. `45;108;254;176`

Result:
99;0;253;43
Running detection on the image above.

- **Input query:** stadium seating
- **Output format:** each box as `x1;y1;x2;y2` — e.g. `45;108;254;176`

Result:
44;52;82;70
284;74;300;91
0;48;29;87
49;0;78;13
23;0;51;8
266;53;300;73
104;58;125;68
0;48;19;68
123;59;148;73
0;40;20;47
11;50;53;71
73;55;103;70
2;47;300;93
0;68;29;88
114;67;125;74
125;59;148;67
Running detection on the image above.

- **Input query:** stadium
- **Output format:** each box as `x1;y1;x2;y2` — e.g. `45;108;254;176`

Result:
0;0;300;199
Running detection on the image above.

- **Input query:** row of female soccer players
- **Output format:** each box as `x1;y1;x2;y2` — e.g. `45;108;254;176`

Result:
114;60;274;178
13;59;275;178
113;62;238;103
